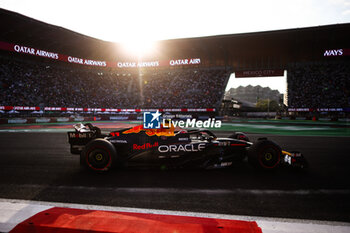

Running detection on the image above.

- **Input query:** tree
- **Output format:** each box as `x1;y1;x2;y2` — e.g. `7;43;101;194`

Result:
256;99;280;112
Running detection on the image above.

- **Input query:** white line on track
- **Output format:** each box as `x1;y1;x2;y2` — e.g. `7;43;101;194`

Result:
222;123;334;130
1;129;350;138
0;129;69;133
3;184;350;196
0;198;349;233
0;200;51;233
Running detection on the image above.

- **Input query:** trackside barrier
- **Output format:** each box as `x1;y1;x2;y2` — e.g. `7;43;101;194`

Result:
35;118;51;123
7;119;27;124
56;118;70;122
0;116;135;124
0;114;221;124
0;106;216;113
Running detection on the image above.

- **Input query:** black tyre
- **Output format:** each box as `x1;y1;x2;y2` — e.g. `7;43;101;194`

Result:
81;138;116;172
248;140;281;170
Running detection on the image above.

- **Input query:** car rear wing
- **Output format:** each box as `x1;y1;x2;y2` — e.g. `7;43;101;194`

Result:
67;123;102;154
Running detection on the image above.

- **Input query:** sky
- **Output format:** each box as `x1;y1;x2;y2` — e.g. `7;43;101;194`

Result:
1;0;349;92
1;0;349;43
226;73;287;93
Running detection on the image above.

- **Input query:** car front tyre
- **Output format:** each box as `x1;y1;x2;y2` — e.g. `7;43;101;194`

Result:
248;139;281;170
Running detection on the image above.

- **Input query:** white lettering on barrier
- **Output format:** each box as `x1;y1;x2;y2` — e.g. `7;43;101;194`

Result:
84;60;107;67
12;106;36;111
68;56;84;64
36;118;51;123
170;58;201;66
14;45;59;59
242;70;277;76
14;45;35;55
68;57;107;67
170;59;188;66
8;118;27;124
137;61;159;67
12;43;201;68
189;58;201;64
324;49;343;56
57;118;70;122
117;62;136;68
35;50;59;59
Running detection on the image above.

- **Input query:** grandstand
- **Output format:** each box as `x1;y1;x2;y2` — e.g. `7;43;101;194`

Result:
0;56;230;109
288;61;350;109
0;8;349;117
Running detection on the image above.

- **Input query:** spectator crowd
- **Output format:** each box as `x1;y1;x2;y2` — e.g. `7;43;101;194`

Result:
0;57;230;109
287;61;350;108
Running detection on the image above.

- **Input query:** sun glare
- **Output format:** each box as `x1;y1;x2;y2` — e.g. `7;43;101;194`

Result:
120;39;156;57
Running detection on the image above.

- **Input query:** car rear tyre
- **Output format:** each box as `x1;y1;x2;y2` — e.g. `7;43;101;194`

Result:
81;138;116;172
248;139;281;170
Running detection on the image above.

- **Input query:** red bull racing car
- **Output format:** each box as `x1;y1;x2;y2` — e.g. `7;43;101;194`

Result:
67;123;307;172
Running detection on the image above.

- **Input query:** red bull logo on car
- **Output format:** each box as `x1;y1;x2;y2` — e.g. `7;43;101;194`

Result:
133;142;159;150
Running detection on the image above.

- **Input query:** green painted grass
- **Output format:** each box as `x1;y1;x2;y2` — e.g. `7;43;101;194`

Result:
1;119;349;136
228;118;349;126
209;123;350;137
0;120;139;127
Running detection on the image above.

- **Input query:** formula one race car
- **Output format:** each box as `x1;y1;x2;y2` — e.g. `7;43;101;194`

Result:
67;123;308;172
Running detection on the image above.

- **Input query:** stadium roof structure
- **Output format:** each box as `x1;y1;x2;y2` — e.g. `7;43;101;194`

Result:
1;8;350;69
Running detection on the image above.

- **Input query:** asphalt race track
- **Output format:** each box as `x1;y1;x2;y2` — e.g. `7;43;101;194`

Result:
0;131;349;222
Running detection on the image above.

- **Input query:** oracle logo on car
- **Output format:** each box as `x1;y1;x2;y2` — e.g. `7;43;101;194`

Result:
133;142;159;150
158;143;205;153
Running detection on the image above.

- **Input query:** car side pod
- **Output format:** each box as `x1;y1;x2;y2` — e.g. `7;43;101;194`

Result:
229;132;250;142
248;139;282;170
80;138;117;172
